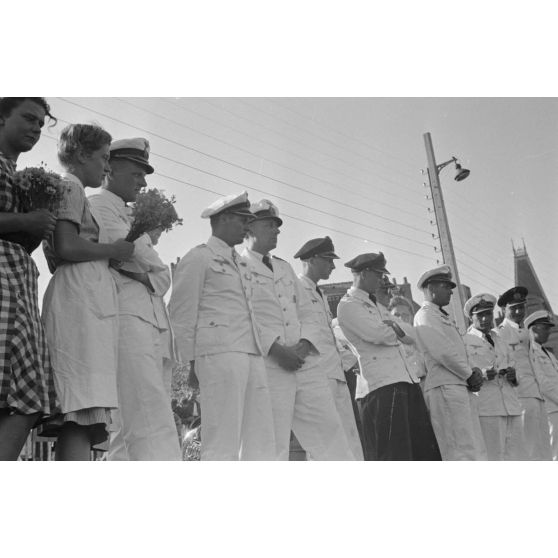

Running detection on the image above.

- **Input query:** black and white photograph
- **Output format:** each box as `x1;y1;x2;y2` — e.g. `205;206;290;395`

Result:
3;1;558;556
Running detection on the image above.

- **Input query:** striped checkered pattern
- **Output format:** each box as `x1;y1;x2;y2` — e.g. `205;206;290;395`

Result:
1;153;59;418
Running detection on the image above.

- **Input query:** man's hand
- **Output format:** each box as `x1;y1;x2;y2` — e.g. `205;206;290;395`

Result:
467;367;484;392
269;342;304;371
505;367;518;386
293;339;313;360
485;367;497;381
382;319;405;338
187;361;199;389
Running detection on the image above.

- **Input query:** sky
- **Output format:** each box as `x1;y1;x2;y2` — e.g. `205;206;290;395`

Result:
18;97;558;313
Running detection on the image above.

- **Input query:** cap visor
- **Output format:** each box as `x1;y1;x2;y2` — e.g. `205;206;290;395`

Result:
252;215;283;226
111;154;154;174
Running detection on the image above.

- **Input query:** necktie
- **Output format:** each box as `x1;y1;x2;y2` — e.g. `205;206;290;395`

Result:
315;284;322;296
262;254;273;271
485;331;495;347
368;294;377;304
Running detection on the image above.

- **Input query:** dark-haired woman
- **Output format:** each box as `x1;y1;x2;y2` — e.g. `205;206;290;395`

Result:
42;123;134;460
0;97;59;460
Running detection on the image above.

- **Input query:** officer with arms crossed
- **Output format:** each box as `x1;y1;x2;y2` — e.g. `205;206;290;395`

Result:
337;253;440;460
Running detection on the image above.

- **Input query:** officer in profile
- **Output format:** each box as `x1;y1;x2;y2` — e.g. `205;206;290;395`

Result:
295;236;363;460
169;191;276;460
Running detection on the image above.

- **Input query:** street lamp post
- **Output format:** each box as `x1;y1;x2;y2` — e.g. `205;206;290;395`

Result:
423;132;470;333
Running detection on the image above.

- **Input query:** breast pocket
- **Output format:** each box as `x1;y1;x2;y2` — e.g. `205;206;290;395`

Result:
209;262;235;277
195;316;230;352
467;342;485;357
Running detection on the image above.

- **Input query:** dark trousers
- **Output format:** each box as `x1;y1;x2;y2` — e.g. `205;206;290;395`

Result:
345;368;365;448
358;382;441;461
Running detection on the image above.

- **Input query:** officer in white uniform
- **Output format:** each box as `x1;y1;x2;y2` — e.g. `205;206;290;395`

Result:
413;265;486;460
169;191;276;461
294;236;363;460
463;293;525;460
525;310;558;460
241;200;354;461
496;287;552;460
89;138;181;461
337;253;440;460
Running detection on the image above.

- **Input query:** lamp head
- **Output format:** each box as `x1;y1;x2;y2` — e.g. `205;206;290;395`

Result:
454;162;470;182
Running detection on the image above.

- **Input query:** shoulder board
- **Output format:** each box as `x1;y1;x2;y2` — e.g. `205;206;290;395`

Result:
272;255;286;262
195;243;207;248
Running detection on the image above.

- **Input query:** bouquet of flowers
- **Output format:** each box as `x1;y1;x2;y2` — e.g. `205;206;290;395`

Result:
13;165;65;213
126;188;183;242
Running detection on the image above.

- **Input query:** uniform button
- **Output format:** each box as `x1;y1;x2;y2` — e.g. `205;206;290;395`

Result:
283;308;287;312
286;322;290;326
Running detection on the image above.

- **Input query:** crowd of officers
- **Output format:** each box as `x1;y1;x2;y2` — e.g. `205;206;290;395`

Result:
1;97;557;461
171;189;558;461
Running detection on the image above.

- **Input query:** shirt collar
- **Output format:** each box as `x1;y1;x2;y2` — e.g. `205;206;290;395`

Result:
421;301;446;315
502;317;520;330
299;274;316;287
347;286;372;302
245;247;264;262
467;325;485;340
100;188;127;210
207;235;238;257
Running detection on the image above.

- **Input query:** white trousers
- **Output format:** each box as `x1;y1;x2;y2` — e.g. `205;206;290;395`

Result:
479;415;526;460
108;316;181;461
197;353;276;461
329;378;364;460
548;411;558;461
519;397;552;461
425;385;487;461
265;355;355;461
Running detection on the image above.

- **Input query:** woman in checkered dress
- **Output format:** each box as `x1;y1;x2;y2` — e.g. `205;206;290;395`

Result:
0;97;59;460
41;124;134;460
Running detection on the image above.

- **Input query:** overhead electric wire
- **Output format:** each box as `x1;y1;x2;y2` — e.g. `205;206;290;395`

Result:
116;97;433;235
199;98;424;201
57;98;436;249
39;131;436;261
166;97;426;215
267;98;422;173
247;97;422;180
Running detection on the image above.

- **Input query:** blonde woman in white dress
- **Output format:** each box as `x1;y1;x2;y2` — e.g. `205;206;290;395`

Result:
42;124;134;460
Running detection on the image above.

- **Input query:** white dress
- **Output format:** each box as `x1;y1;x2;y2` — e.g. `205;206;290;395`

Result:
42;174;119;422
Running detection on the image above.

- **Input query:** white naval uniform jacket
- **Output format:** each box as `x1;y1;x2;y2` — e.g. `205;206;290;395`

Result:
497;318;544;400
88;189;170;331
297;274;345;382
170;236;261;363
337;287;418;398
413;301;472;390
240;248;321;355
463;326;522;416
529;342;558;414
